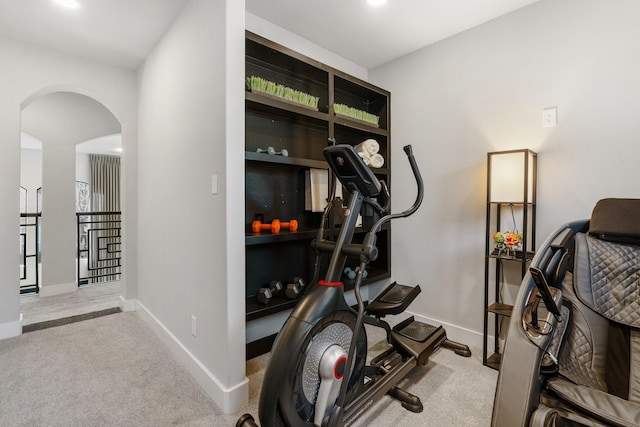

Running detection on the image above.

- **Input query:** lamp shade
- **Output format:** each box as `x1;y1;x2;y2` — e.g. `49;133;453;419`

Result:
488;149;536;203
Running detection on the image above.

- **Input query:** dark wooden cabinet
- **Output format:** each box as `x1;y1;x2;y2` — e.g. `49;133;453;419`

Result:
245;32;391;356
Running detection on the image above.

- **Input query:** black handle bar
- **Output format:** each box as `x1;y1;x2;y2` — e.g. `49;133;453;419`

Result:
369;144;424;233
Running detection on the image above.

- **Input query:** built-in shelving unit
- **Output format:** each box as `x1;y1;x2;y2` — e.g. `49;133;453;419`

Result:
245;32;391;358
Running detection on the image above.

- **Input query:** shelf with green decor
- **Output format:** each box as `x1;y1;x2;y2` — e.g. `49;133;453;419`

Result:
245;31;392;359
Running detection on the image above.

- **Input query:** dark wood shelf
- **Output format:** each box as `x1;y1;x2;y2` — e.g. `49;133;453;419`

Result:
488;303;514;317
246;271;390;321
333;117;388;136
245;228;317;246
488;249;535;262
485;352;502;370
245;91;389;136
246;91;330;122
488;201;536;206
245;151;328;169
246;295;299;321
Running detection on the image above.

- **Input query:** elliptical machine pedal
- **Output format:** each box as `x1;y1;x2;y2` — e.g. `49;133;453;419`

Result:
366;281;421;317
367;281;472;362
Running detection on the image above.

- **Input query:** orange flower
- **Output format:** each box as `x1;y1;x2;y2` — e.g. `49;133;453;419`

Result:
503;232;522;249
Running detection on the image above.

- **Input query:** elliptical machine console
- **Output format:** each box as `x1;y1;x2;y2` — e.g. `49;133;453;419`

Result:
238;143;471;427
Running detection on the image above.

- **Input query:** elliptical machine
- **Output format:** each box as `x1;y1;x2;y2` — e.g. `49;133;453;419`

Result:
238;143;471;427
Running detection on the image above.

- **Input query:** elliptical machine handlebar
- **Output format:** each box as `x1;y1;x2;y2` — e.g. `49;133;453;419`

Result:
370;144;423;234
356;145;423;265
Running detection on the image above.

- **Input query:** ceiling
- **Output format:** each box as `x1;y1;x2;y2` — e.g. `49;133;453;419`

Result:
0;0;189;70
0;0;539;71
246;0;540;69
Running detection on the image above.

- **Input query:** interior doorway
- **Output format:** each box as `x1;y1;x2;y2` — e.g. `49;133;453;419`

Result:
19;91;123;327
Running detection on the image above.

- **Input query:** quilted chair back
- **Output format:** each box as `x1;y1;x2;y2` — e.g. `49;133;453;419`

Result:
560;231;640;398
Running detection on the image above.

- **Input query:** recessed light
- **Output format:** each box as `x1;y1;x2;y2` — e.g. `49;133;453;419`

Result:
367;0;387;6
52;0;81;9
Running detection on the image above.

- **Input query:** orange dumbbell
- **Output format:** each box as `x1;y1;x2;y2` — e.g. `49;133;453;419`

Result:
252;219;298;233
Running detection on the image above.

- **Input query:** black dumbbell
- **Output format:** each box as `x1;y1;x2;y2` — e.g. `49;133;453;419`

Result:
257;281;283;304
269;280;284;296
285;277;305;299
257;287;272;304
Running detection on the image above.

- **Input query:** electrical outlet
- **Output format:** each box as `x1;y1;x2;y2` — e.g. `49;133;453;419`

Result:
543;107;557;127
191;315;197;337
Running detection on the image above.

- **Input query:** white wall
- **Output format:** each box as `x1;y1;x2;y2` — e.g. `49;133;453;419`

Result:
246;13;368;81
0;36;137;339
369;0;640;346
76;153;90;185
136;0;246;413
20;148;42;213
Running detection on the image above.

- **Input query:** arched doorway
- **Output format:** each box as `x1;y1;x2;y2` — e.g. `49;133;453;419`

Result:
19;90;123;325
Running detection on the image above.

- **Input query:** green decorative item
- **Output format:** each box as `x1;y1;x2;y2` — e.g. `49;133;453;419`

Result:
246;76;319;110
333;103;380;127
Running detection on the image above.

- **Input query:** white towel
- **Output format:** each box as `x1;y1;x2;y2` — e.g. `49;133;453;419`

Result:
355;139;379;156
357;151;371;165
305;169;328;212
369;153;384;168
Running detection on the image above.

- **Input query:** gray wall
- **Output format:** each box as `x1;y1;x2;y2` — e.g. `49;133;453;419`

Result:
0;36;137;338
369;0;640;344
136;0;247;413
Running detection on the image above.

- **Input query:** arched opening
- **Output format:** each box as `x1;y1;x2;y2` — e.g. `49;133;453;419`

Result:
19;90;123;325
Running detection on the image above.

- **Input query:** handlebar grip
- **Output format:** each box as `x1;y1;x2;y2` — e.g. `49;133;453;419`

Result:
368;143;424;233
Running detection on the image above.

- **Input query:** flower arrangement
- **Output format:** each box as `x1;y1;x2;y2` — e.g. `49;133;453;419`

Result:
493;231;523;256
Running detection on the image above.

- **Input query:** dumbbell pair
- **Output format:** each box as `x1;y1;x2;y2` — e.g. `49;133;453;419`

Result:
252;219;298;234
257;281;284;304
256;146;289;157
343;266;368;280
257;277;306;304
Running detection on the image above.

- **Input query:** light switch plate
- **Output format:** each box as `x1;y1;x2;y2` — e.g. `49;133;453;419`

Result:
543;107;557;127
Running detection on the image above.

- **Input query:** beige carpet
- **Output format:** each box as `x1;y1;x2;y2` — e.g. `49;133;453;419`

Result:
0;311;498;426
0;312;226;426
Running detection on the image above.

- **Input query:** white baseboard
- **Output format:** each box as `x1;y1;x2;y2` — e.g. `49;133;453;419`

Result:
119;296;136;312
135;300;248;414
0;315;22;340
39;281;77;297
